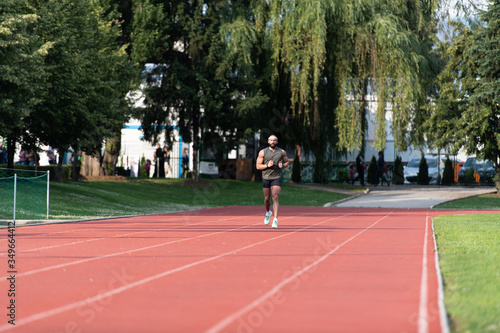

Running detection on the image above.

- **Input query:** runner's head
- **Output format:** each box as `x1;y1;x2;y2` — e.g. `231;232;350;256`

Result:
268;135;278;149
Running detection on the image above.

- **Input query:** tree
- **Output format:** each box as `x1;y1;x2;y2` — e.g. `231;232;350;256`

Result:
27;0;135;181
131;0;266;182
367;156;378;185
468;0;500;190
431;1;500;191
255;0;440;149
0;0;51;168
441;157;455;185
291;151;301;183
393;156;405;185
417;155;429;185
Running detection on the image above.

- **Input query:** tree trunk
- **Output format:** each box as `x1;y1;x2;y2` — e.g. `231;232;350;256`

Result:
80;152;102;177
55;155;63;182
192;106;200;182
496;169;500;194
360;78;368;155
71;147;80;181
6;136;15;169
101;137;120;176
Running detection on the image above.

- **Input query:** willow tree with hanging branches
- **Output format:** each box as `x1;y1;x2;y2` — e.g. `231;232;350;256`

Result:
247;0;441;157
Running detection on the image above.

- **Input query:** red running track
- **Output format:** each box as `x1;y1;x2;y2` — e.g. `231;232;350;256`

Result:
0;206;495;333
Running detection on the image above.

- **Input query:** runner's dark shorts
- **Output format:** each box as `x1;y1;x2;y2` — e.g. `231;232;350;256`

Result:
262;178;281;188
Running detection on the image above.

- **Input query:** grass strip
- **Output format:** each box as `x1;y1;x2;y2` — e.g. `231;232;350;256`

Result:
46;179;350;219
433;213;500;332
435;194;500;210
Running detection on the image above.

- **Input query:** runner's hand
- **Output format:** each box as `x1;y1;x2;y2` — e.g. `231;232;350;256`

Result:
267;160;274;168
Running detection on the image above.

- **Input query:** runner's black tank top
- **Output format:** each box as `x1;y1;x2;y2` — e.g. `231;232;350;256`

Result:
262;147;284;180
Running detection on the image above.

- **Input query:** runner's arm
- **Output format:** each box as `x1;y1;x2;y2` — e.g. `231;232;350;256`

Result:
256;150;271;170
279;151;290;168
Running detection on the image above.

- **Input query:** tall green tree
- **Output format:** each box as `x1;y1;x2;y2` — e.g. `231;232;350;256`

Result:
467;0;500;183
0;0;52;168
245;0;440;179
426;20;477;152
27;0;135;180
131;0;266;181
430;1;500;190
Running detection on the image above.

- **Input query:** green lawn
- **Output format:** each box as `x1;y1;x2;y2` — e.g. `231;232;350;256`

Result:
435;194;500;210
433;213;500;333
45;178;349;219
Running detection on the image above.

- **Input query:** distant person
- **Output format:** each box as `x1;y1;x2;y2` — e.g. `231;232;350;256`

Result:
353;152;365;186
144;159;152;177
47;147;57;165
349;164;356;185
376;150;389;186
16;146;28;165
164;146;172;177
256;135;289;229
182;148;190;178
0;139;6;164
69;150;81;166
27;150;36;166
154;143;165;178
27;150;39;166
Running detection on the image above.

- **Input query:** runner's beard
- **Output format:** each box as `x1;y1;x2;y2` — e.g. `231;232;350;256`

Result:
269;143;277;149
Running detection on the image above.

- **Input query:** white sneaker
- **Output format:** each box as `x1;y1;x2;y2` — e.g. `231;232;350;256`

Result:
264;211;272;225
271;218;278;229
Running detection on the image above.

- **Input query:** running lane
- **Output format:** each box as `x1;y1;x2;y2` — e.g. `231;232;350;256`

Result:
0;207;486;332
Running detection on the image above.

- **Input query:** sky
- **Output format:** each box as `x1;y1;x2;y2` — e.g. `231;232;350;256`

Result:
436;0;490;41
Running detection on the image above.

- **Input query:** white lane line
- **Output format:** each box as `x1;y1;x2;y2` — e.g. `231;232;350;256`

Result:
0;215;256;280
0;207;235;242
205;213;390;333
1;215;247;254
432;218;450;333
0;212;352;332
418;214;430;333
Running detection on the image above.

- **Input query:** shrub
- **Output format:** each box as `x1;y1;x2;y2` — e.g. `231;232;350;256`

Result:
291;151;301;183
367;156;378;184
337;167;349;183
441;157;455;185
417;155;429;185
393;156;404;184
465;168;476;184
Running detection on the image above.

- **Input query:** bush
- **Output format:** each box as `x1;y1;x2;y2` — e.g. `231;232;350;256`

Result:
393;156;404;184
417;155;429;185
116;166;130;177
291;152;301;183
3;164;71;181
140;155;147;178
367;156;378;184
465;168;476;184
337;167;349;183
441;157;455;185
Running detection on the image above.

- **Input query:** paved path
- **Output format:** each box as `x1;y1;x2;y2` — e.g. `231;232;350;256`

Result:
292;184;496;209
336;185;496;208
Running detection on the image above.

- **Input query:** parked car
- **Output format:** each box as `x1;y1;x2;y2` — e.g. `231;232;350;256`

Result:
404;156;445;185
457;157;495;184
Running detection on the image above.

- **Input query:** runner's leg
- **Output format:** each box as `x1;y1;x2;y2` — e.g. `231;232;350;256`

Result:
270;185;281;218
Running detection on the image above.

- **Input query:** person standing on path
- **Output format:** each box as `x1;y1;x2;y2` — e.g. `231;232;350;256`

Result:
154;143;165;178
376;150;389;186
256;135;289;229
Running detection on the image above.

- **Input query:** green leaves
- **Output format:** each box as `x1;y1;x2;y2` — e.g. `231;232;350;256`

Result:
433;1;500;166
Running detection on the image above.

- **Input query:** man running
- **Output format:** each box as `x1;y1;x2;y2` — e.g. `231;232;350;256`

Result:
256;135;289;229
